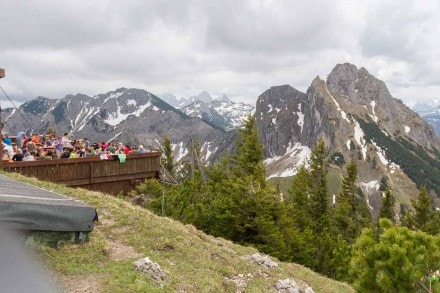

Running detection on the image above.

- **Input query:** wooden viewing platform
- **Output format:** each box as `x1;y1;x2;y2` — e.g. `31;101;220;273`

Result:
3;152;161;195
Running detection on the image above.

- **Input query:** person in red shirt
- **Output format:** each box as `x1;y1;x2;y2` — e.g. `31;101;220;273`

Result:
123;144;131;154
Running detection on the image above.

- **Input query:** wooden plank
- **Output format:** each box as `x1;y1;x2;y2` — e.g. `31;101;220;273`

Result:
58;178;91;186
90;171;157;184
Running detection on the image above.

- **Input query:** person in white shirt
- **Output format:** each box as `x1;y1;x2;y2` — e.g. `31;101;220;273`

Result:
61;133;71;148
138;145;147;154
22;152;35;161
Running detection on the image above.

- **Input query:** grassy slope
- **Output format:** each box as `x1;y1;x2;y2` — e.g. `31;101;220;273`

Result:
4;172;354;293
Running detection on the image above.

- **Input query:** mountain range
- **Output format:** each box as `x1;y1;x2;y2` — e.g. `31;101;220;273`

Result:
3;63;440;213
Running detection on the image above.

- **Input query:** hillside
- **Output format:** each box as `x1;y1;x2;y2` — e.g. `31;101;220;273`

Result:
4;172;354;293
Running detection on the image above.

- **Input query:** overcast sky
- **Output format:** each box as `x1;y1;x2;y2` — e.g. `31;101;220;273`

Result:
1;0;439;108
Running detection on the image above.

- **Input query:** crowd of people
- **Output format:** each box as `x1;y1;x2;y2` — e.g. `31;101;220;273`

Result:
2;131;149;162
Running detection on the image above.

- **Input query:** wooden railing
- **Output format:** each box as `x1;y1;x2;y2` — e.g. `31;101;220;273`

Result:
3;152;161;195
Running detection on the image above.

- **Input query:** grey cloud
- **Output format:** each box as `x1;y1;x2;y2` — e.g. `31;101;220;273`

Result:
0;0;439;106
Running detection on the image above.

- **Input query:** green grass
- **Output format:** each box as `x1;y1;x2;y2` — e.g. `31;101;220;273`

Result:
3;171;354;292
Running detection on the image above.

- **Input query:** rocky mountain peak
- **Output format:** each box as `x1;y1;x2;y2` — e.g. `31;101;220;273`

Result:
197;91;213;103
326;63;390;105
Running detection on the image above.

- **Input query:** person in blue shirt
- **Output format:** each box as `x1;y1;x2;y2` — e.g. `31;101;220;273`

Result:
3;135;11;146
16;131;26;148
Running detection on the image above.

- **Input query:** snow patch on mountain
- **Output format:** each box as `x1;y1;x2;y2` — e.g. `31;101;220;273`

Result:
372;141;389;165
404;125;410;133
265;142;311;178
173;141;189;162
201;141;217;162
105;100;152;126
108;132;123;143
327;89;350;123
297;103;304;133
75;106;100;132
369;101;379;123
361;180;379;210
267;104;273;113
354;121;367;160
127;99;137;106
104;91;124;104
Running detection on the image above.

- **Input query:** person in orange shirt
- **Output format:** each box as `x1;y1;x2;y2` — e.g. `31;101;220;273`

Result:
31;133;40;144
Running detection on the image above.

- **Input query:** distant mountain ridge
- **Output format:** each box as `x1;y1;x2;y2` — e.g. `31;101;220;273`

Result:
159;91;255;130
4;88;236;164
180;94;255;131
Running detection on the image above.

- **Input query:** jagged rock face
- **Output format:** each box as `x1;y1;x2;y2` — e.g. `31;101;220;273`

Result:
256;63;439;162
326;63;439;150
4;88;235;163
256;85;308;157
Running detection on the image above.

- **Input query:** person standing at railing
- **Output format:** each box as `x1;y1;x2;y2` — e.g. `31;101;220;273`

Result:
54;137;63;159
16;131;26;148
61;133;71;148
138;145;146;154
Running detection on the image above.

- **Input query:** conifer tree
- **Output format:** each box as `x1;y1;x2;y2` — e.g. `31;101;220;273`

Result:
378;187;396;223
162;135;174;176
412;187;431;230
305;140;336;275
232;115;266;187
350;218;440;292
204;114;285;257
308;140;330;233
286;164;311;231
412;186;440;234
283;164;317;266
333;160;371;243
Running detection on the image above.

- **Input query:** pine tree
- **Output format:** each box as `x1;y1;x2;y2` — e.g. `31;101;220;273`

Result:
283;164;317;266
286;164;311;231
305;140;336;275
412;186;440;234
232;115;266;187
204;114;285;257
350;218;440;292
162;135;174;176
378;187;396;223
308;140;330;234
333;160;371;243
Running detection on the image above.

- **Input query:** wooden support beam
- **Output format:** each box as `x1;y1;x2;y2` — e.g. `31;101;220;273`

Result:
0;68;4;78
